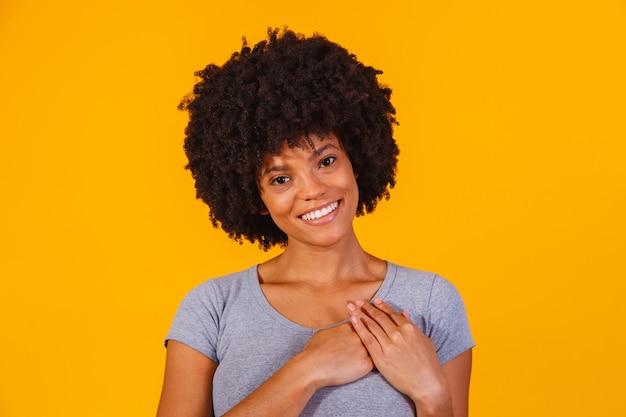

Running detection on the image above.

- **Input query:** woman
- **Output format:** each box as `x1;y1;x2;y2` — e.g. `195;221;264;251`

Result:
157;28;474;417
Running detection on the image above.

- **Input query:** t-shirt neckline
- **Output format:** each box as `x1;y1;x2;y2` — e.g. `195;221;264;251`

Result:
248;261;397;334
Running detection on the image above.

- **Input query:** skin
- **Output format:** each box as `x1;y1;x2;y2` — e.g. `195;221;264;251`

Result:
156;133;472;417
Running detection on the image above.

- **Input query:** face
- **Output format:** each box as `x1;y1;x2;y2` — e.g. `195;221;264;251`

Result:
257;133;360;249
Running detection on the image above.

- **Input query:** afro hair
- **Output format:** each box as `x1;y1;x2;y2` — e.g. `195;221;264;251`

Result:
179;28;399;250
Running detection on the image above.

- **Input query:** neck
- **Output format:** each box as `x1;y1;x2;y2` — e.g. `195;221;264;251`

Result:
265;233;380;286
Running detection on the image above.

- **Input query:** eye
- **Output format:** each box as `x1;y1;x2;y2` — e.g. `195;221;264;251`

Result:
270;176;290;185
320;156;336;167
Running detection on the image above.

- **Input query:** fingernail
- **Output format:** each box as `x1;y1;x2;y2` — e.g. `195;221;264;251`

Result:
347;303;356;312
374;298;383;305
356;300;365;307
351;315;359;325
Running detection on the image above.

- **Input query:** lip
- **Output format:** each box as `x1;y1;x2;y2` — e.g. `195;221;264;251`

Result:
298;200;340;222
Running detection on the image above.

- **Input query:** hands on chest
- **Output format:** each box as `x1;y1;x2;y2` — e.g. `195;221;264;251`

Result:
299;298;454;416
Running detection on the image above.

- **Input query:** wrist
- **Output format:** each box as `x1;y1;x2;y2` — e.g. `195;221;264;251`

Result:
289;351;325;393
412;380;453;417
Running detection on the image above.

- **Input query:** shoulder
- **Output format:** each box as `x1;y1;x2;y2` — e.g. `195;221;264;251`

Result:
388;263;462;302
384;262;470;332
175;266;258;314
386;262;446;299
386;263;474;364
185;266;256;297
166;265;260;359
390;263;437;283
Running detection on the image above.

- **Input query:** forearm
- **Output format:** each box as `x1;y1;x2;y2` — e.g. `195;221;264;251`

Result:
221;322;373;416
413;393;454;417
409;366;454;417
222;352;320;417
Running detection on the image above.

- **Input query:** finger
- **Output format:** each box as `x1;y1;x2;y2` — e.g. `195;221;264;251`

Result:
348;302;387;342
350;314;383;356
358;301;402;335
358;311;390;341
372;298;410;325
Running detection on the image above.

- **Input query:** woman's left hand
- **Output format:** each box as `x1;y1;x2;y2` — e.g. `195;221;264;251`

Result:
347;298;453;416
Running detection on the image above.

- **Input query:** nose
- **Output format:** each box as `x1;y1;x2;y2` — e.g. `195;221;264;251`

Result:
297;171;327;200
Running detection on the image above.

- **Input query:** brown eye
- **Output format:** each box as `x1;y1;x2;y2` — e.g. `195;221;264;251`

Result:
271;176;289;185
320;156;336;167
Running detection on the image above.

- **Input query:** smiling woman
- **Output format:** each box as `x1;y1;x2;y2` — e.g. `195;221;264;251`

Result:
157;28;474;417
257;134;360;249
179;29;399;252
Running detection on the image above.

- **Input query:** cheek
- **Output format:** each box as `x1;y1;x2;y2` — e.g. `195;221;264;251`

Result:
258;187;282;216
259;192;289;215
345;176;360;208
342;172;359;193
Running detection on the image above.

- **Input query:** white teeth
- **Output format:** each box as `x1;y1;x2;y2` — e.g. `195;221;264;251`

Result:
301;201;339;220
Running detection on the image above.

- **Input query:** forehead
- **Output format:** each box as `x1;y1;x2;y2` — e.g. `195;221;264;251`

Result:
264;134;341;161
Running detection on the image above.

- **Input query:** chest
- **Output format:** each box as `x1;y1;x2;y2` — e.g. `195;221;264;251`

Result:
212;318;415;417
259;280;383;328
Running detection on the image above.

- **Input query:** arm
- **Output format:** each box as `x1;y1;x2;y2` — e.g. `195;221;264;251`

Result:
348;299;472;417
222;322;372;417
157;340;217;417
441;350;472;417
157;323;373;417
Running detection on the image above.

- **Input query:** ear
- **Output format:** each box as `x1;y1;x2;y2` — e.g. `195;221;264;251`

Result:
259;201;269;215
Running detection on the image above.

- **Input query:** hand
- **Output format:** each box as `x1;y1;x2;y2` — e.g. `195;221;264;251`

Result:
347;299;452;413
298;322;374;389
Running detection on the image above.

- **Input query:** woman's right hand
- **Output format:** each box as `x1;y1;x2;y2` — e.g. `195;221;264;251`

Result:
298;322;374;389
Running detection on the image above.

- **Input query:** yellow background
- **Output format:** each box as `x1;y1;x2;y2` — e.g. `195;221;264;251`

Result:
1;0;625;416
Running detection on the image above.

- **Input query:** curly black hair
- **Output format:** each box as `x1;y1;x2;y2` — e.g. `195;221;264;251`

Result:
179;28;399;250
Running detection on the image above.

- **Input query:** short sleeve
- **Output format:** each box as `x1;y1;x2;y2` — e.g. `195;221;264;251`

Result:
427;276;475;365
165;282;221;363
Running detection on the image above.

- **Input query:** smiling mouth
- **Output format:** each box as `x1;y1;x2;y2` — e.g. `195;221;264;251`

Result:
299;201;339;221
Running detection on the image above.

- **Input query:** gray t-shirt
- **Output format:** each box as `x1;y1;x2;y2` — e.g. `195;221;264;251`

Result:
166;262;474;416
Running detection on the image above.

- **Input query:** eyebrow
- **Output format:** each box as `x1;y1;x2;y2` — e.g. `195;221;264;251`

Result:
311;143;338;157
260;143;339;178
